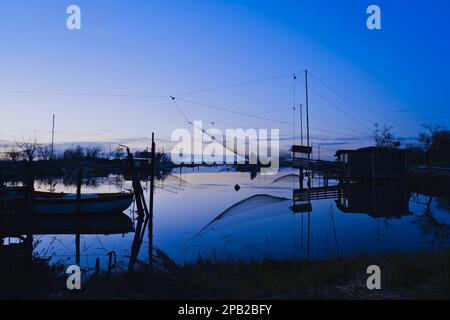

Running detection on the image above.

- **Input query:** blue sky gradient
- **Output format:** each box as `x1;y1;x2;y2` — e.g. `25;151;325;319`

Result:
0;0;449;157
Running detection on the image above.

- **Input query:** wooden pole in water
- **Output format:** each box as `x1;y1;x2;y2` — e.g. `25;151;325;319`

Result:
75;233;80;266
76;169;82;208
26;158;34;207
123;146;148;217
95;258;100;277
76;169;82;265
149;133;156;270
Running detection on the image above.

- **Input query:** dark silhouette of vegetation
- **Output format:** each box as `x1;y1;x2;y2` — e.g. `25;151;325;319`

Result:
15;136;39;162
84;145;103;160
62;145;87;161
38;145;53;161
111;146;125;160
418;124;450;169
373;124;400;149
6;148;20;162
73;248;450;300
414;196;450;243
0;245;67;299
61;145;105;161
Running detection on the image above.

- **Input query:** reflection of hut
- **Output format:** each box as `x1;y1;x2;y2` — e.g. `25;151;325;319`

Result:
0;213;134;237
336;147;408;181
336;184;411;218
0;239;29;258
134;151;151;170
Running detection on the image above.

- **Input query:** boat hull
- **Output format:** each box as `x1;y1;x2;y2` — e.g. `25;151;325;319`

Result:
32;193;134;216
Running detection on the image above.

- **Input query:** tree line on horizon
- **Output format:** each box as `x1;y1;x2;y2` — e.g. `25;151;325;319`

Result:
373;123;450;168
1;142;162;163
1;123;449;169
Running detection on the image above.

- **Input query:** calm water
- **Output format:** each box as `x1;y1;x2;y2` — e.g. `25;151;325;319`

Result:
4;168;450;273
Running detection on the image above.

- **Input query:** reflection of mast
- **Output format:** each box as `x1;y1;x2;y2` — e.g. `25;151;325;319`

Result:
301;213;304;251
149;133;155;270
307;212;310;260
305;70;311;261
25;234;34;292
76;169;81;265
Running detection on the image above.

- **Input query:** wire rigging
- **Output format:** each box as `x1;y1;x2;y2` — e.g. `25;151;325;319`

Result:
170;96;249;161
172;97;366;139
297;78;374;133
0;89;168;99
174;71;303;97
309;72;420;135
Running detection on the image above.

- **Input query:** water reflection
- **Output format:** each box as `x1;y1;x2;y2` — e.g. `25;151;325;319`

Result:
1;171;450;271
0;213;134;236
336;184;411;218
1;213;134;261
185;180;450;261
413;195;450;243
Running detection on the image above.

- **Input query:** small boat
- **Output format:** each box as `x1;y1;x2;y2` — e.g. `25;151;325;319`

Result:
32;191;134;216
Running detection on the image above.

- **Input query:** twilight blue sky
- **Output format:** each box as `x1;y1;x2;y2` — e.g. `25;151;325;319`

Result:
0;0;449;156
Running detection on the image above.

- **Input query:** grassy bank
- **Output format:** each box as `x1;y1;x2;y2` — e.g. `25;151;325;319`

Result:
0;255;67;300
72;249;450;300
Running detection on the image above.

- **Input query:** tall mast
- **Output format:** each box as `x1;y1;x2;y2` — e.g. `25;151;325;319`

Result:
300;104;303;146
305;70;310;151
51;114;55;160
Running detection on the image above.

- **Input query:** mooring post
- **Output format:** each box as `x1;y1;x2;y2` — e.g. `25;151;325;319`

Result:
0;167;4;187
26;160;35;210
107;251;116;276
76;168;82;266
95;258;100;277
75;232;80;266
76;169;82;209
123;146;148;218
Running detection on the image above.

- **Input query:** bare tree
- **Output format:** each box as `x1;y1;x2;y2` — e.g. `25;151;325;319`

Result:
85;145;103;159
15;136;39;162
374;123;397;148
418;124;450;170
38;145;53;161
63;145;85;161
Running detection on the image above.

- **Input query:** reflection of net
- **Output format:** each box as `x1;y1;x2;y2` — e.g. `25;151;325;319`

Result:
164;174;188;185
199;194;289;233
270;174;300;184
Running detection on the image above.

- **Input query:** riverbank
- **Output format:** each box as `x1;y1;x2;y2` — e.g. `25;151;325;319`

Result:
65;249;450;300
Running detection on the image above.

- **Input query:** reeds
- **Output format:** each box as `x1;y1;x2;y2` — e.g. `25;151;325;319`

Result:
77;249;450;300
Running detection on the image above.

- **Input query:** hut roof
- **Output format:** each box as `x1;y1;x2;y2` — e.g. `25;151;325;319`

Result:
336;147;407;156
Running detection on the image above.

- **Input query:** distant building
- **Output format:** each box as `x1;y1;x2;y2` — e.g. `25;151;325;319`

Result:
336;147;408;181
